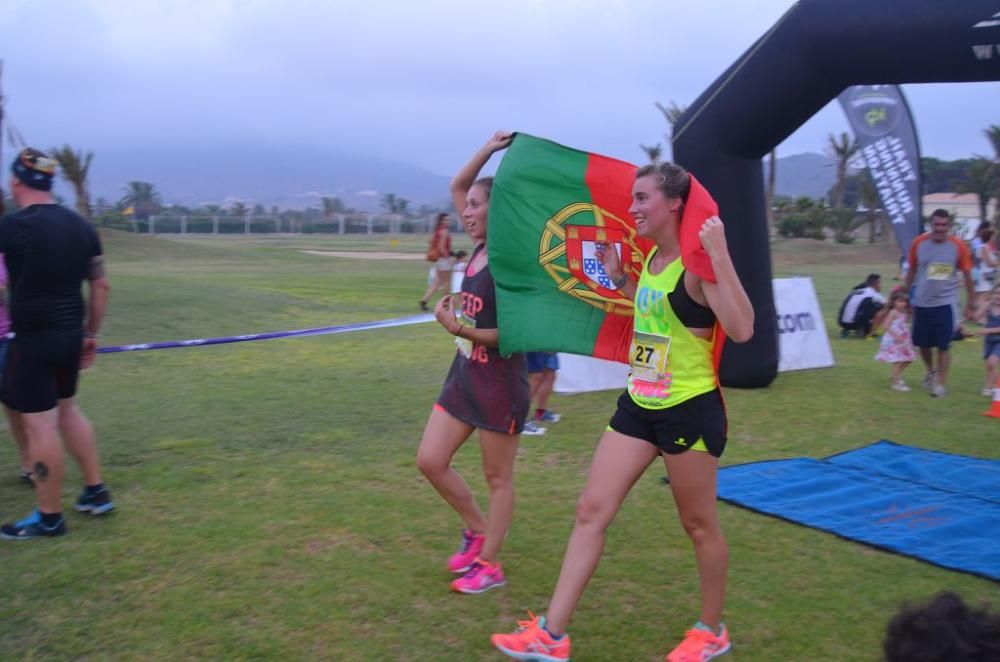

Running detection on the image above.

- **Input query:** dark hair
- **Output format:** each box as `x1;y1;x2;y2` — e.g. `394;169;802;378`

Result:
472;176;494;199
980;227;993;242
930;209;952;222
634;162;691;202
454;250;468;260
435;212;449;228
888;288;909;310
865;273;882;287
884;592;1000;662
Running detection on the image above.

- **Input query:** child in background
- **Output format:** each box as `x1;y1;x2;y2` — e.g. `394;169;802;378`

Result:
875;289;917;392
976;286;1000;396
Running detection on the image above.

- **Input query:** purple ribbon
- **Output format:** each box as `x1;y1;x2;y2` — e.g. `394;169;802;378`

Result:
98;313;435;354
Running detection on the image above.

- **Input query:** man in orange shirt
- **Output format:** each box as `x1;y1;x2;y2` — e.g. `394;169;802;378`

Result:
904;209;975;397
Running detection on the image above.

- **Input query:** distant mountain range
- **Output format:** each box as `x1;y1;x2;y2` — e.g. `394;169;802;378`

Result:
76;144;840;211
84;144;453;212
763;152;839;200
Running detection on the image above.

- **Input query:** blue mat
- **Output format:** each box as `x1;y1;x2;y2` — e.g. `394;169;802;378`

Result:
717;441;1000;582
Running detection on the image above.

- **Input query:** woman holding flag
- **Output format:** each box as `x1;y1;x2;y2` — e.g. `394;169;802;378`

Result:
416;131;530;595
492;162;753;661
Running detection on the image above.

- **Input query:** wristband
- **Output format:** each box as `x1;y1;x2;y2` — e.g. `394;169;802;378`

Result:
613;272;629;289
453;323;464;337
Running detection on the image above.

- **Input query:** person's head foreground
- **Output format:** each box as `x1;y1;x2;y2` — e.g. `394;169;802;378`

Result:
9;148;57;205
884;591;1000;662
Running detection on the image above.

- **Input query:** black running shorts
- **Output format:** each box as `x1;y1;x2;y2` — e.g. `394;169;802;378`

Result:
1;332;83;413
608;389;727;458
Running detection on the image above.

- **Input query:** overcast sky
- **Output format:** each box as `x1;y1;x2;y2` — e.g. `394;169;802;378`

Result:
1;0;997;177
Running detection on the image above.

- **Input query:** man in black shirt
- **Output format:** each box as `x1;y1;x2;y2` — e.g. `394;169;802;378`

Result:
0;148;113;540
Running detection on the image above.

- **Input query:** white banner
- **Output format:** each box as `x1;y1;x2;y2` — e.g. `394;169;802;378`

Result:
554;353;628;394
552;277;834;393
773;277;835;372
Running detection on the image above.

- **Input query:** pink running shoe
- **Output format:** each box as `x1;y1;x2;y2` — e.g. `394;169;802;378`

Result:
450;558;506;594
447;529;485;574
666;622;731;661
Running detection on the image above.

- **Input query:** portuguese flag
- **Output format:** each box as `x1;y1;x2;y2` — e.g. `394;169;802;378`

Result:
489;133;719;363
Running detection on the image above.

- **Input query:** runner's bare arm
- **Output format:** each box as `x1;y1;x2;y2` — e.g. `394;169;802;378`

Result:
595;242;636;300
450;131;513;214
697;217;754;342
434;296;499;347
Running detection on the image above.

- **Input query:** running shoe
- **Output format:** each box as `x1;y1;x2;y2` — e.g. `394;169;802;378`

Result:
535;410;561;423
0;510;67;540
451;558;506;594
922;371;936;392
666;622;731;661
890;380;911;392
491;612;571;661
982;386;994;397
447;529;484;574
18;469;33;486
522;421;546;436
932;383;947;398
75;487;115;515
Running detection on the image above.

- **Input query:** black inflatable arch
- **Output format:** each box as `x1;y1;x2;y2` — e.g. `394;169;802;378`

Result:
673;0;1000;387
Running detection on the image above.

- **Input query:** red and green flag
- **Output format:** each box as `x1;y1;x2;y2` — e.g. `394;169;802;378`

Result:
489;133;720;362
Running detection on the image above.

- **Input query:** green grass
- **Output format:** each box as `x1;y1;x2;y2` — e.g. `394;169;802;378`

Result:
0;232;996;660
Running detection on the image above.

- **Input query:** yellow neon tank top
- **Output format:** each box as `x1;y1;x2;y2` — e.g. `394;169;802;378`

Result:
627;250;718;410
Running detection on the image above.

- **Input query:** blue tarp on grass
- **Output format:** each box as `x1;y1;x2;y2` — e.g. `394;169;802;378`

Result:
716;441;1000;582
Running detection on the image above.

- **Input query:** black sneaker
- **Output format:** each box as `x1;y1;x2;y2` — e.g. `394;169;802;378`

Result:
75;488;115;516
1;510;67;540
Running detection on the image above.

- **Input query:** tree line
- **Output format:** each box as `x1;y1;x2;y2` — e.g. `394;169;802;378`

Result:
642;102;1000;244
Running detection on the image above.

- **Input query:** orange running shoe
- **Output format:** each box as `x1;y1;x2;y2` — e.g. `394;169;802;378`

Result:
666;622;731;661
491;612;571;662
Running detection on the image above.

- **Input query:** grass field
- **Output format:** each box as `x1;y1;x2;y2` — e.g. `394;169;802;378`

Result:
0;231;996;661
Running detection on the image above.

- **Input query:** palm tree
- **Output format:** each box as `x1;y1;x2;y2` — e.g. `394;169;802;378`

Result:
50;145;94;220
321;196;344;218
640;143;662;164
380;193;398;214
119;181;161;221
230;201;249;218
827;132;860;208
766;148;778;235
955;159;996;226
859;171;880;244
655;100;687;129
984;125;1000;221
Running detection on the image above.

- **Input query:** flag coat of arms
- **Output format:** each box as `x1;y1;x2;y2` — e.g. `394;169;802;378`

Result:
489;133;720;363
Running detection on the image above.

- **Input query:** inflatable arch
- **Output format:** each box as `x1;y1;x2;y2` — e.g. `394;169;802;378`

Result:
673;0;1000;387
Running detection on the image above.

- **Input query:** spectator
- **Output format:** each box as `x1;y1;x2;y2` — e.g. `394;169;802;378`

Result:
904;209;975;397
838;273;886;337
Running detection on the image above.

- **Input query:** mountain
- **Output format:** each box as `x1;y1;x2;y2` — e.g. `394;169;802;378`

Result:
764;152;840;200
71;145;839;211
83;144;453;211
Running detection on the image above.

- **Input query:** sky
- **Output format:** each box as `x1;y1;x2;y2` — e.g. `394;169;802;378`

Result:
1;0;997;179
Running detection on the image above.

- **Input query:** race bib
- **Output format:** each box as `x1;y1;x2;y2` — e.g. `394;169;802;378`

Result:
455;312;474;358
927;262;954;281
629;330;671;382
